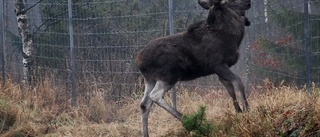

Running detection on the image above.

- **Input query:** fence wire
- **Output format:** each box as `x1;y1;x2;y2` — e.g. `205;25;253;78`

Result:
1;0;320;103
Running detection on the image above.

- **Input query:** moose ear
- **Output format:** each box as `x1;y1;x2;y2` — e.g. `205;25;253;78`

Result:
198;0;212;10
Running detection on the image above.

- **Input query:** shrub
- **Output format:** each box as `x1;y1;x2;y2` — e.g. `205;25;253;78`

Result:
182;105;214;137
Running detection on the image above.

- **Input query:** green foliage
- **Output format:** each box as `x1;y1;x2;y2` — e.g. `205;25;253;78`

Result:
268;5;320;47
253;38;306;84
252;2;320;85
182;105;214;137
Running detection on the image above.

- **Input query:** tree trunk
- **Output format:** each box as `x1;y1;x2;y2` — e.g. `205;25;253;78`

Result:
14;0;34;86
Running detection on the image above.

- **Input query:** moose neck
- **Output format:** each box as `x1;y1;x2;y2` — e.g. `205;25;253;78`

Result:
207;6;226;26
207;6;244;35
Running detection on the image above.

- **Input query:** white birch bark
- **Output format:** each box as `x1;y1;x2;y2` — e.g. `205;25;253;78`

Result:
264;0;268;23
14;0;34;85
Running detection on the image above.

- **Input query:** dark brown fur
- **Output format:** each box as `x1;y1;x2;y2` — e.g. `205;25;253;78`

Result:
136;1;246;85
228;0;251;26
198;0;251;26
136;1;250;136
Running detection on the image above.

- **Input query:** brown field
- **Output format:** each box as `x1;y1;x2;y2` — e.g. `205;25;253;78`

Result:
0;79;319;137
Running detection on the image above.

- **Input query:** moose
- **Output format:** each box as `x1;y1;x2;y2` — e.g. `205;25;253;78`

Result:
135;0;251;136
199;0;251;26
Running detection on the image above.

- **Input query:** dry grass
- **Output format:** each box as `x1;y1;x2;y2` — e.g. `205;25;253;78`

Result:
0;79;319;137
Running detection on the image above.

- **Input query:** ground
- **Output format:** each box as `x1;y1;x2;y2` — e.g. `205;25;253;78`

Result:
0;79;319;137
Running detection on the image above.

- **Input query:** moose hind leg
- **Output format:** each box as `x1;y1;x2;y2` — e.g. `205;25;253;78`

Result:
140;79;156;137
214;65;244;113
219;77;242;112
233;75;249;111
149;81;183;121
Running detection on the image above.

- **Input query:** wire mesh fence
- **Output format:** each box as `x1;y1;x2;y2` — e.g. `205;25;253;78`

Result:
246;0;320;90
1;0;320;104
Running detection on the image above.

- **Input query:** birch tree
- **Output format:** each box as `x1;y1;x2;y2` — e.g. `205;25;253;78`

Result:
14;0;34;85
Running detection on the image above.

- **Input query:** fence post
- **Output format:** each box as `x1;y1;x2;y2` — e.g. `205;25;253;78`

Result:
304;0;311;92
244;40;250;93
68;0;77;107
168;0;177;109
0;1;5;87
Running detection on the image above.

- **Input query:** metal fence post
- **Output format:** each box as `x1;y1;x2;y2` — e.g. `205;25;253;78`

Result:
68;0;77;107
244;40;250;93
168;0;177;109
304;0;311;92
0;1;5;87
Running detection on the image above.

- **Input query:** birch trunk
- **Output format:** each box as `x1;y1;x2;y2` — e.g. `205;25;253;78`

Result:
14;0;34;86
